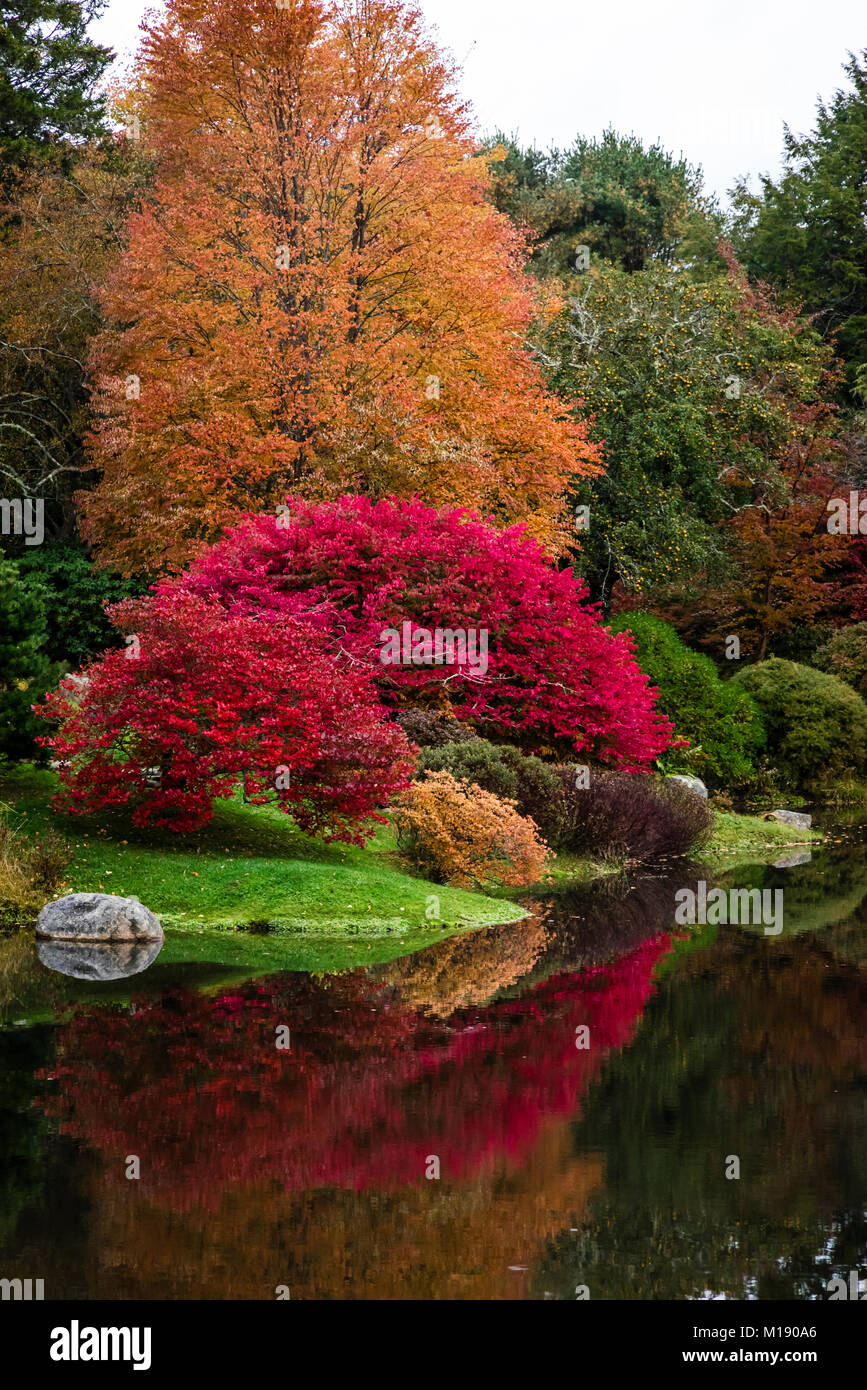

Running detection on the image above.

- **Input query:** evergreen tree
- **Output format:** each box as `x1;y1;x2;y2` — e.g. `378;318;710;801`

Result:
731;50;867;398
0;555;58;760
485;127;721;278
0;0;113;185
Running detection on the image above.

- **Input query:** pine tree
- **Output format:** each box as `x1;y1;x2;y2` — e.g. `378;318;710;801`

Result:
0;1;113;185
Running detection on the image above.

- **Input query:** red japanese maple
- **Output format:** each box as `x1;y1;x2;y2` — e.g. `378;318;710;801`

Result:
36;588;413;836
180;495;673;766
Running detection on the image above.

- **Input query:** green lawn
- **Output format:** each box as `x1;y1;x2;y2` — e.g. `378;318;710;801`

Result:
0;765;525;966
0;767;826;968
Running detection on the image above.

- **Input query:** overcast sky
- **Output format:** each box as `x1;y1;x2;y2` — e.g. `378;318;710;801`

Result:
91;0;865;202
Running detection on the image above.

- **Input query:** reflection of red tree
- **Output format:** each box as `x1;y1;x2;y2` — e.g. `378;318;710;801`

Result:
38;935;671;1210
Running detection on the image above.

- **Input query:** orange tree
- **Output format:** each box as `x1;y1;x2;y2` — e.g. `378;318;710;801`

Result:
81;0;599;575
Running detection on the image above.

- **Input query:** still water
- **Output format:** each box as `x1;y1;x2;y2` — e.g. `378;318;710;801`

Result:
2;829;867;1300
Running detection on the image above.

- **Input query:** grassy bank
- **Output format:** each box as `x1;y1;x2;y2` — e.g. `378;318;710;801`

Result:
538;809;822;884
701;809;823;870
0;765;525;967
0;767;829;958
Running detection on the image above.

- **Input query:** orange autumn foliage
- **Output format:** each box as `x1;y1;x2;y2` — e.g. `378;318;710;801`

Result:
380;915;551;1015
81;0;600;574
393;770;550;889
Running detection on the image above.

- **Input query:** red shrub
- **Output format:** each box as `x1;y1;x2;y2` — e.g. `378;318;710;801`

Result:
36;589;413;837
180;495;673;767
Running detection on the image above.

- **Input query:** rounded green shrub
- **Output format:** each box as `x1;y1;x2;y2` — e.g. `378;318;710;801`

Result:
731;657;867;791
608;612;765;787
416;738;562;840
811;623;867;696
495;745;564;840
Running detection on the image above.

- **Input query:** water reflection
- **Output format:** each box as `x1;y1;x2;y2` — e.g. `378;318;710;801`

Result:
36;937;164;981
532;927;867;1301
1;836;867;1299
773;850;812;868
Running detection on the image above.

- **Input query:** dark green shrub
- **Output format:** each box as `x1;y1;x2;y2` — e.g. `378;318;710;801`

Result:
417;739;562;839
554;767;713;861
608;612;765;787
495;745;564;841
769;621;835;666
0;557;59;761
395;709;479;749
13;542;144;666
731;658;867;791
811;623;867;696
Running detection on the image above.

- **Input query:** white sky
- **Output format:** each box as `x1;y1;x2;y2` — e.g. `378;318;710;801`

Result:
91;0;866;202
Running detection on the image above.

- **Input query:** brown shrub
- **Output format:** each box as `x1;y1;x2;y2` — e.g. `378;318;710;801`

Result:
392;771;549;889
0;813;71;922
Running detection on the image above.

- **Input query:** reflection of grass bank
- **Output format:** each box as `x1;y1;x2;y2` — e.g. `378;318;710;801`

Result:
2;925;446;1029
714;847;867;939
540;851;624;887
0;766;524;963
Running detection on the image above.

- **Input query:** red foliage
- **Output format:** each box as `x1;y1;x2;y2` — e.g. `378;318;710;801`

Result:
37;934;671;1209
833;538;867;624
36;588;413;837
179;495;673;766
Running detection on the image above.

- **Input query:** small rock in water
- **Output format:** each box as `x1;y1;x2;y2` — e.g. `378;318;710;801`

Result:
666;774;708;800
36;892;164;943
773;851;812;869
768;809;812;831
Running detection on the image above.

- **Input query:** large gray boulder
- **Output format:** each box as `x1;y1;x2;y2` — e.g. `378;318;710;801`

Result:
767;809;812;831
36;937;163;981
36;893;164;943
666;774;709;800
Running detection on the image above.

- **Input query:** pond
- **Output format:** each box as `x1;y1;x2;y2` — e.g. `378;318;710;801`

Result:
2;822;867;1301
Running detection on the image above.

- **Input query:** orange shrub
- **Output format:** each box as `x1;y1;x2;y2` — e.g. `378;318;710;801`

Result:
392;771;549;890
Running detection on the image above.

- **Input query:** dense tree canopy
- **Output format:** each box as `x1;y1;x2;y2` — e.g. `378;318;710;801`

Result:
179;494;674;766
485;128;721;279
540;246;857;632
0;142;146;537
